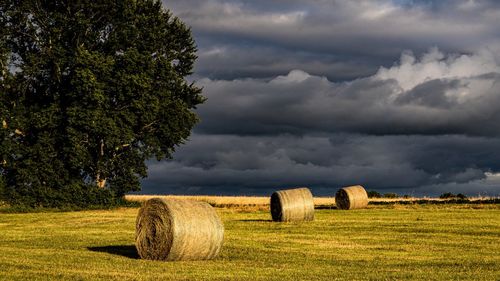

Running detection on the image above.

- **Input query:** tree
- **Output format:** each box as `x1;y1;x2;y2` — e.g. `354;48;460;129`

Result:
383;193;398;199
439;192;467;200
0;0;204;207
439;192;455;199
0;3;10;201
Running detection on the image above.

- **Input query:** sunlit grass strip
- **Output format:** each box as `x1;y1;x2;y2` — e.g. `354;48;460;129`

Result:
125;194;499;207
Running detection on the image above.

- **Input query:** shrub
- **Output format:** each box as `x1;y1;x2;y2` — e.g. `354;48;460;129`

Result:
0;175;5;202
439;192;468;200
2;182;121;209
383;193;398;199
439;192;456;199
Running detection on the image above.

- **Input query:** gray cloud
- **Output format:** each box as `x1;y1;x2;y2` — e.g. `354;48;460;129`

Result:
192;44;376;81
142;133;500;196
166;0;500;80
142;1;500;196
195;49;500;137
418;173;500;197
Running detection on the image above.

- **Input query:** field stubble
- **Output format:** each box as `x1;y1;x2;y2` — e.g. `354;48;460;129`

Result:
0;196;498;280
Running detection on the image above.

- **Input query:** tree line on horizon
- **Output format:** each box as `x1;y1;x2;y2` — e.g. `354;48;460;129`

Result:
367;190;468;200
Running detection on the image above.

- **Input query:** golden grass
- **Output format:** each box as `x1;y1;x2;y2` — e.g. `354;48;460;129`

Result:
1;205;499;280
125;194;497;207
125;194;335;207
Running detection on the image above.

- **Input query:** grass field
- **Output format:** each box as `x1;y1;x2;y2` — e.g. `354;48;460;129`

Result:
125;194;497;206
0;201;499;280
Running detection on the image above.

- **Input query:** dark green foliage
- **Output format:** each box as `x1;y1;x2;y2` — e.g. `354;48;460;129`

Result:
5;182;115;208
383;192;398;198
367;190;382;198
439;192;455;199
439;192;468;199
0;0;204;208
365;198;499;205
0;175;5;201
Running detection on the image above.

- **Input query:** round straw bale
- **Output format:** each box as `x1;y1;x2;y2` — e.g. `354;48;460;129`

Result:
335;185;368;210
270;187;314;222
135;198;224;261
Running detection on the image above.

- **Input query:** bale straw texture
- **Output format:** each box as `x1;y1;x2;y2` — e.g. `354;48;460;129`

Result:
270;187;314;222
135;198;224;261
335;185;368;210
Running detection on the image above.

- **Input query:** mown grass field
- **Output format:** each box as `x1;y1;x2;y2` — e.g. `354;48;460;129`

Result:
0;201;499;280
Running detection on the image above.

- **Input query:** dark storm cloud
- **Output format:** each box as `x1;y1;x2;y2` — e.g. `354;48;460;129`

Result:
195;49;500;137
141;1;500;196
165;0;500;80
192;44;376;81
139;48;500;196
142;133;500;196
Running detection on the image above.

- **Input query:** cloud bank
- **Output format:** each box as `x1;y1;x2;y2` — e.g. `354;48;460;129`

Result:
166;0;500;81
142;1;500;196
141;48;500;196
143;133;500;196
196;48;500;137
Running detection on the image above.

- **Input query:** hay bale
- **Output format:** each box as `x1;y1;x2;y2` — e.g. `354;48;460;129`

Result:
335;185;368;210
270;187;314;222
135;198;224;261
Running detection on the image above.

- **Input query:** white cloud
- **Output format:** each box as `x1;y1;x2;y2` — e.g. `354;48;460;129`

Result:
271;69;311;83
358;2;399;20
374;47;499;91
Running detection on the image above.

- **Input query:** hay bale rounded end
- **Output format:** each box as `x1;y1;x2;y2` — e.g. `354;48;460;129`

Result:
270;187;314;222
335;185;368;210
135;198;224;261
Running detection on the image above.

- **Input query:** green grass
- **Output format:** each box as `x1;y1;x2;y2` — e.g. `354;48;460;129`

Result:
0;205;499;280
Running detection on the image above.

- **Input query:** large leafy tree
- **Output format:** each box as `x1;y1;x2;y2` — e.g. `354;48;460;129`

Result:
0;0;204;207
0;2;11;198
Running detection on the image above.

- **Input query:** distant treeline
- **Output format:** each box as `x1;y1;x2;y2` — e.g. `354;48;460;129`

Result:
368;198;500;205
367;191;469;199
366;190;500;205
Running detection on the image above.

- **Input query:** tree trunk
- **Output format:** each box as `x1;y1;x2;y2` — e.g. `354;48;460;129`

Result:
96;139;106;188
96;174;106;188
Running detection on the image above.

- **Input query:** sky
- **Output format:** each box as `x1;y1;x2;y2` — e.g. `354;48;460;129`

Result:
140;0;500;196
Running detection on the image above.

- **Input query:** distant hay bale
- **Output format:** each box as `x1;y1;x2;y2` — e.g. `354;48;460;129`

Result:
135;198;224;261
270;187;314;222
335;185;368;210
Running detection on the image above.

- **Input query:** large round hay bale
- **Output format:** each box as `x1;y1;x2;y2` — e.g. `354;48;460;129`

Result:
270;187;314;222
135;198;224;261
335;185;368;210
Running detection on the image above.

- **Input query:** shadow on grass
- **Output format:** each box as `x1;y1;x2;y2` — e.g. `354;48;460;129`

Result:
88;245;139;259
315;205;337;210
235;219;273;222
